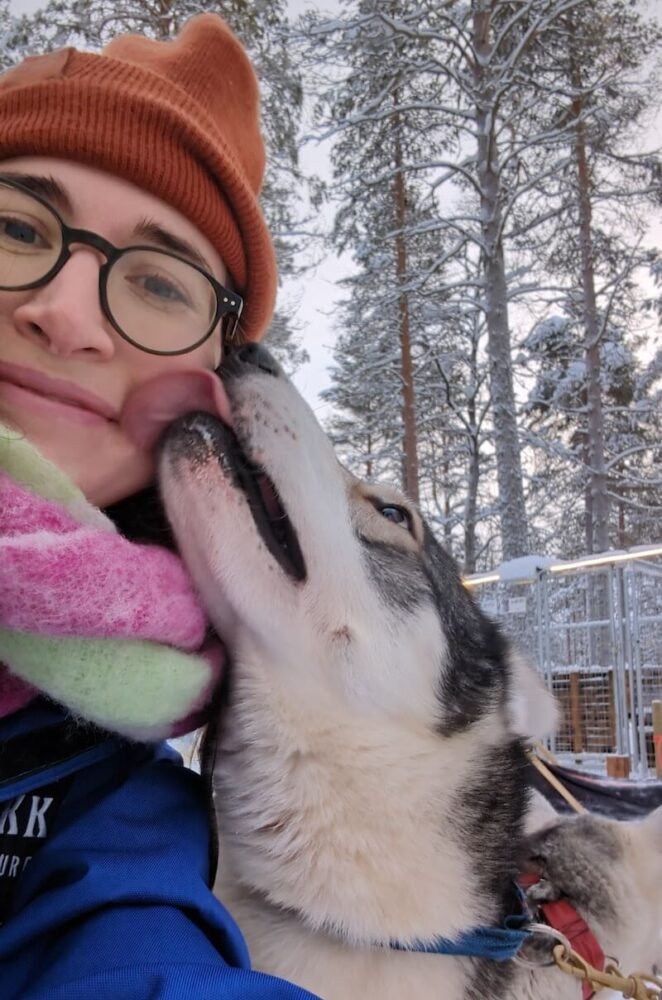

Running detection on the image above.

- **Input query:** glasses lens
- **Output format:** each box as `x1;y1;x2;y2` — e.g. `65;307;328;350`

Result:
0;183;62;288
107;249;220;353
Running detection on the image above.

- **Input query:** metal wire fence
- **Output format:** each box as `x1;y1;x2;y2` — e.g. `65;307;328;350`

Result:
466;548;662;779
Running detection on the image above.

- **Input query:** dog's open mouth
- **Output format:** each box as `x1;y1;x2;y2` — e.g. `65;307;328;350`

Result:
122;370;306;583
177;413;307;584
229;427;307;583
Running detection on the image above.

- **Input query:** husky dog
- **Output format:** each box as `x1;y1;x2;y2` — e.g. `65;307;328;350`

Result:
155;344;662;1000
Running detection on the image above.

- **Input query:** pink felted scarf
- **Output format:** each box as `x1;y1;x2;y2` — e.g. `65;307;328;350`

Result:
0;429;223;740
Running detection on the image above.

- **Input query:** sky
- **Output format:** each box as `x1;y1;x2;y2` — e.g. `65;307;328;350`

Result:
6;0;662;416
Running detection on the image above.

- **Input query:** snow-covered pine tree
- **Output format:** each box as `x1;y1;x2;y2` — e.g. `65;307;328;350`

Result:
515;0;662;552
0;0;23;69
303;1;619;561
302;0;508;550
523;306;662;554
2;0;309;370
304;0;451;504
606;349;662;548
417;281;496;573
518;0;661;552
314;0;661;562
322;202;496;569
322;310;403;487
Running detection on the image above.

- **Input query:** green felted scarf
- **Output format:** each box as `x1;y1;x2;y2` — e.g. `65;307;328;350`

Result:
0;424;222;739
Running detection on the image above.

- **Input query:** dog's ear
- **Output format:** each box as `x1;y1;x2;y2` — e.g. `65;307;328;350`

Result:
506;647;559;739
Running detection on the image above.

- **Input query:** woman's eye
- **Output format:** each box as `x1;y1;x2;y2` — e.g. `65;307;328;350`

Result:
141;274;189;304
378;504;411;529
127;272;192;308
0;216;43;247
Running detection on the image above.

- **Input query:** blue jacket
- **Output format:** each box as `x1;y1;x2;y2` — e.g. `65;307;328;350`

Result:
0;700;320;999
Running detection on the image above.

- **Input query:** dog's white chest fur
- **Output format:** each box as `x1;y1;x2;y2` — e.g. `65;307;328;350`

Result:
213;666;493;944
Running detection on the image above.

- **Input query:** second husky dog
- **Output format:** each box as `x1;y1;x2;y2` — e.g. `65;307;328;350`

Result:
153;345;662;1000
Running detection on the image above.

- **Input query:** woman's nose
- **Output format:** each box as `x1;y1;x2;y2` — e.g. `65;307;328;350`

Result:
11;249;116;359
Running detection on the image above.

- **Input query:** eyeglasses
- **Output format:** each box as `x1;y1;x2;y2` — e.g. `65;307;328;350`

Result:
0;178;243;356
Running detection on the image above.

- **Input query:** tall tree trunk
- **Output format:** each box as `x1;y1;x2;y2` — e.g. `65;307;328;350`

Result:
617;497;626;548
473;3;528;560
570;63;610;553
583;434;594;553
464;323;481;573
392;90;419;503
155;0;179;37
464;435;480;573
569;56;610;667
441;437;453;551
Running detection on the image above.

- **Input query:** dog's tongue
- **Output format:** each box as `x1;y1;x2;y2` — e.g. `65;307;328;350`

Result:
122;369;233;451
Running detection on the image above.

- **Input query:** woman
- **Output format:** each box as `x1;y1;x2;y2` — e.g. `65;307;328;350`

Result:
0;14;319;999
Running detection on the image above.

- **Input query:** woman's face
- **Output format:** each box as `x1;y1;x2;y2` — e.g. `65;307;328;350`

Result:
0;156;226;506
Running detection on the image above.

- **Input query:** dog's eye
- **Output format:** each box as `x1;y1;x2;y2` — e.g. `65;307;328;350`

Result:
378;504;411;529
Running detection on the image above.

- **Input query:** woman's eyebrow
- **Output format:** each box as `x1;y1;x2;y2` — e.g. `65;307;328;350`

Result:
0;176;218;276
133;218;214;274
0;172;74;213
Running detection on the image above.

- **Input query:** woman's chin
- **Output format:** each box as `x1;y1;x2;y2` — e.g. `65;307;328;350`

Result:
1;409;154;506
69;442;154;507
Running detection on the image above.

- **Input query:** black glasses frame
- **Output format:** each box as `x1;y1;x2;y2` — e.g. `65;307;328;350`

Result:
0;178;243;356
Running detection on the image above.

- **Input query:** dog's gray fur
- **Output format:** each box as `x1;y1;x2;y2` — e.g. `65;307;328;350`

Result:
160;349;662;1000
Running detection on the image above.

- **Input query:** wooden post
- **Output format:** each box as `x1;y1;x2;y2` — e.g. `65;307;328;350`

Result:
528;752;586;815
607;672;616;750
653;701;662;779
606;755;630;780
569;671;583;754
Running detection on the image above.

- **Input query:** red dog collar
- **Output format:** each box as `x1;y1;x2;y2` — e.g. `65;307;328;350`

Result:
519;873;605;1000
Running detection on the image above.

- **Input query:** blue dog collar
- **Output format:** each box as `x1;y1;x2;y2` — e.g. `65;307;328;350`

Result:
390;924;530;961
389;885;531;961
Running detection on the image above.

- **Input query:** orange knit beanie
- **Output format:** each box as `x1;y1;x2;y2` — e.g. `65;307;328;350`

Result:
0;14;277;341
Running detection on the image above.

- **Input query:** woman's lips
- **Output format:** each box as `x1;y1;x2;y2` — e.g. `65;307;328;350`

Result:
0;379;113;427
0;361;119;426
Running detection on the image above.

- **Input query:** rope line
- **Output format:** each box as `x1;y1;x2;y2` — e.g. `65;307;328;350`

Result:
552;943;662;999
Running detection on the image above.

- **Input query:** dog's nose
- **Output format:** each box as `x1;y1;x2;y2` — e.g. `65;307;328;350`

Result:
227;343;282;377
